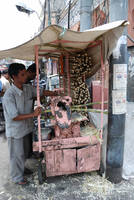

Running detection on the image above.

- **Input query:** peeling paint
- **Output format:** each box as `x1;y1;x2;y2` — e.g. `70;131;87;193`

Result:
113;35;127;59
128;55;134;78
127;47;134;101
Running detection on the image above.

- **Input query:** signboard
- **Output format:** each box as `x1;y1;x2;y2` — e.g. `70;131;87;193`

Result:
112;90;126;114
113;64;127;89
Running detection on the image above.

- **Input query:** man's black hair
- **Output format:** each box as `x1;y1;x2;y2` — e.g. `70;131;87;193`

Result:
2;69;8;75
8;63;25;79
27;63;36;73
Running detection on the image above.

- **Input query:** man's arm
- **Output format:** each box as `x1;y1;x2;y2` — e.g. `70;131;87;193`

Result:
42;90;58;96
13;107;41;121
32;85;59;100
32;90;58;101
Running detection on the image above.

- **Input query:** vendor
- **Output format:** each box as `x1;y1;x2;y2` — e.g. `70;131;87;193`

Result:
2;63;58;185
26;63;36;84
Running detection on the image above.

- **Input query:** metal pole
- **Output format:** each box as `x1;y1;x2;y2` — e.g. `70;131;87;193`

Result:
106;0;128;183
35;45;42;152
68;0;71;29
100;41;105;140
48;0;51;26
66;53;71;96
80;0;93;97
43;0;47;28
80;0;93;31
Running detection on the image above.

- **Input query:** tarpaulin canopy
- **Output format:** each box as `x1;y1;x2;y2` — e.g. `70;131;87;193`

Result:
0;20;127;62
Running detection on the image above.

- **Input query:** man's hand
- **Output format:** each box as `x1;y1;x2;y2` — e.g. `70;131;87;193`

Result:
33;107;41;117
42;88;64;97
53;91;59;96
53;88;64;96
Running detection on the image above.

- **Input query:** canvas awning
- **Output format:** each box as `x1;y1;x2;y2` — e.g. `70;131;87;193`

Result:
0;20;127;62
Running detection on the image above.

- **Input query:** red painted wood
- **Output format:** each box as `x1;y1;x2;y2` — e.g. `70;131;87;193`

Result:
92;80;108;109
45;149;76;176
44;143;100;177
33;135;99;151
77;143;100;172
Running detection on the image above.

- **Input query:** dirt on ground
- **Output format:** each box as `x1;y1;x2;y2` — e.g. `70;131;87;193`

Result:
1;134;134;200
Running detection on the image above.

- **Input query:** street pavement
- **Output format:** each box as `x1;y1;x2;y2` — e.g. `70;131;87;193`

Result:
1;134;134;200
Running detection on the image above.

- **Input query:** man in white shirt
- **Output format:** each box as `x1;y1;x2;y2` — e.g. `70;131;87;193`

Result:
1;69;10;92
3;63;58;185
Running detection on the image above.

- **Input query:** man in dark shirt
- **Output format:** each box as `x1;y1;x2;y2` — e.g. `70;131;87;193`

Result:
26;63;36;84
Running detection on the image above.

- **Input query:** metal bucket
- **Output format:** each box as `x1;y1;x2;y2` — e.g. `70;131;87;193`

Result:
40;127;52;140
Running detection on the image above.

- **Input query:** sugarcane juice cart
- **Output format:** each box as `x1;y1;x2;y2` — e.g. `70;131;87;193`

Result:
0;21;127;184
33;39;104;183
32;22;127;183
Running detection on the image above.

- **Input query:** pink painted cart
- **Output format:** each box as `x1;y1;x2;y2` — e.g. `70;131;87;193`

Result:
33;40;105;184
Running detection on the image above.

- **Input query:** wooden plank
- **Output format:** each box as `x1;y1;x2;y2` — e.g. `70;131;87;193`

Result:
45;149;76;177
77;143;100;173
43;143;91;151
33;135;99;151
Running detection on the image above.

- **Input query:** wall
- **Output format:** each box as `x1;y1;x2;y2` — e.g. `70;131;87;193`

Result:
92;0;109;27
127;47;134;101
59;0;80;28
123;0;134;181
128;0;134;46
58;0;109;92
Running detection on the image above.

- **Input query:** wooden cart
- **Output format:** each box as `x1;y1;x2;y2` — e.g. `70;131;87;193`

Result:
33;136;101;178
33;39;105;184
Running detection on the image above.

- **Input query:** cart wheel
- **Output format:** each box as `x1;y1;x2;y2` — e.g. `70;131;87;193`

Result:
38;161;43;185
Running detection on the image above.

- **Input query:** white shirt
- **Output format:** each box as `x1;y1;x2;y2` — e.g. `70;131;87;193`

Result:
3;84;43;139
0;76;10;92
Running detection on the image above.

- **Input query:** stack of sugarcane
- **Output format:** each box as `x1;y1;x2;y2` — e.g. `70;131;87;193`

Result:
71;77;90;105
70;52;92;78
69;51;92;105
59;52;93;125
69;51;93;125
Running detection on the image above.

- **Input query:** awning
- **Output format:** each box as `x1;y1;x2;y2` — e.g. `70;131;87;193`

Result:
0;20;128;62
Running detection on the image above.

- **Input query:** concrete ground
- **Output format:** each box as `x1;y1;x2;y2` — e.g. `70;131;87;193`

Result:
1;134;134;200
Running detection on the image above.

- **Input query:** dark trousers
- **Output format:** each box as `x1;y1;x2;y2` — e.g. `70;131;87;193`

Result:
23;132;33;159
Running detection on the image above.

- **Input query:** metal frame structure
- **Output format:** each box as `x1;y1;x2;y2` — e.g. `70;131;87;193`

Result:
34;39;105;153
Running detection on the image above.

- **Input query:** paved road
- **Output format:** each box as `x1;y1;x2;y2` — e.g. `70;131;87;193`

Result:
0;135;9;188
